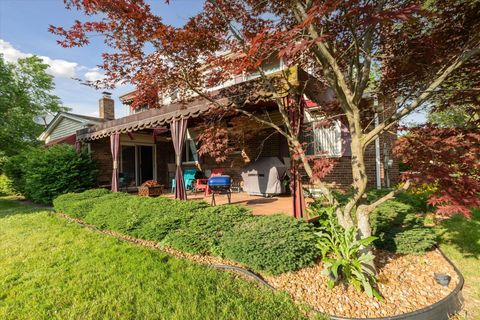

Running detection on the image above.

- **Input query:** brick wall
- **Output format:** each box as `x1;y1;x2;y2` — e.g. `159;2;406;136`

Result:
87;119;398;190
88;138;113;186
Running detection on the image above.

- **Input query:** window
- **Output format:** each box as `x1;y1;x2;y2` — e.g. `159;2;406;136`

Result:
303;120;342;157
245;57;284;81
120;144;156;187
182;129;199;164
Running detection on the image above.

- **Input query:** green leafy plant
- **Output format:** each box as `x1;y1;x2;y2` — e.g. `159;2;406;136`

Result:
315;207;381;299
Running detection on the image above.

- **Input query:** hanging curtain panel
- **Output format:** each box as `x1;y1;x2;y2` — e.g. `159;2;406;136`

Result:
285;96;306;219
110;133;120;192
171;118;188;200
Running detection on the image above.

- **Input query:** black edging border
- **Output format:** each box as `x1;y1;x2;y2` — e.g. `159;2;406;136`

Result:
58;213;464;320
211;250;464;320
328;248;464;320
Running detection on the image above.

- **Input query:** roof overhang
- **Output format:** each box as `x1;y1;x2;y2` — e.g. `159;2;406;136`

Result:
77;66;319;142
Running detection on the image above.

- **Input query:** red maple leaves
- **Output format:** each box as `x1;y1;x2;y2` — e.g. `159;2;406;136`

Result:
394;126;480;217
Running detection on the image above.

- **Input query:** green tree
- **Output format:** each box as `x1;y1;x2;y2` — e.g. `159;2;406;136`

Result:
427;105;479;128
0;55;65;157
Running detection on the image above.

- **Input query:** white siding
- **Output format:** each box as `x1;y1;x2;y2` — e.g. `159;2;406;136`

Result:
47;118;85;143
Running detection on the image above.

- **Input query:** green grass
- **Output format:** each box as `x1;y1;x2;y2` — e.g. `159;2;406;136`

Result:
0;197;311;320
436;208;480;319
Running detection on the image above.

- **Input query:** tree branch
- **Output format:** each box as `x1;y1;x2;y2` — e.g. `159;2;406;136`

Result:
363;46;480;147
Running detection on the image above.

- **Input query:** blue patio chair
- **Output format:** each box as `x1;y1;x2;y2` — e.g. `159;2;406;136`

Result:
171;168;197;193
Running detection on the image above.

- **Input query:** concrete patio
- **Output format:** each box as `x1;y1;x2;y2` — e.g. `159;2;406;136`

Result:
165;192;295;215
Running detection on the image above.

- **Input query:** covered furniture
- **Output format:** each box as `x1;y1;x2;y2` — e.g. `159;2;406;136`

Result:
241;157;287;197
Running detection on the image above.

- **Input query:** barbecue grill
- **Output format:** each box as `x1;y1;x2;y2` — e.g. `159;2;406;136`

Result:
207;175;231;205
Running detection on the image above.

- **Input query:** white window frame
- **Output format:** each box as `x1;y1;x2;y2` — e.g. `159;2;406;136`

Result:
304;119;342;158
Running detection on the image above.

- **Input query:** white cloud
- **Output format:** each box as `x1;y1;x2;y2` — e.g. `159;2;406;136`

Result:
84;67;105;82
0;39;77;78
0;38;133;119
0;39;29;62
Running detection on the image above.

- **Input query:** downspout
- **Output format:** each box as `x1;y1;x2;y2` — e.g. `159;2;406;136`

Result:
374;97;382;189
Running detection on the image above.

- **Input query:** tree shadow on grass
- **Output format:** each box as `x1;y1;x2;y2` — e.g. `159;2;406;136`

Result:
437;208;480;259
0;197;52;219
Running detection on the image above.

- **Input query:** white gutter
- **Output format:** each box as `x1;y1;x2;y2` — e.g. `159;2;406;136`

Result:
374;97;382;189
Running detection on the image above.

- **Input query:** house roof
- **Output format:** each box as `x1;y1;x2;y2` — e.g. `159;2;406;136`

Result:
39;111;105;141
76;66;318;142
76;93;275;141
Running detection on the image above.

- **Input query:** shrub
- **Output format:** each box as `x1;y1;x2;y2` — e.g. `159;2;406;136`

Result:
371;199;437;254
4;145;97;204
221;215;319;275
55;191;320;274
53;188;112;217
165;205;251;255
0;174;15;196
390;228;437;254
85;196;208;241
2;153;28;195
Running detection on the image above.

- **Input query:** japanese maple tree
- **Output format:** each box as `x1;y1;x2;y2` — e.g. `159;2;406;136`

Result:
51;0;479;268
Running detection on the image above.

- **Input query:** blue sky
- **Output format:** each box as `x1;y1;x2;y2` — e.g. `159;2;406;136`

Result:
0;0;203;119
0;0;425;124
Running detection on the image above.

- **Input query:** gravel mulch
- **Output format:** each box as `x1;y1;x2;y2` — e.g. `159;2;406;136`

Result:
264;249;459;318
58;213;459;319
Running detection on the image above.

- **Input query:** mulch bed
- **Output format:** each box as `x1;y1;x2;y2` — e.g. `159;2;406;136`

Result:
58;213;459;319
264;250;459;318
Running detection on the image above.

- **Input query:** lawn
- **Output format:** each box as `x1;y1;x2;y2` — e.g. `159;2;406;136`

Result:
0;197;310;320
436;208;480;319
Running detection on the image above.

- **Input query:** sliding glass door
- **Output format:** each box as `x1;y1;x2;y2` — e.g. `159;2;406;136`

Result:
120;144;156;187
138;145;154;185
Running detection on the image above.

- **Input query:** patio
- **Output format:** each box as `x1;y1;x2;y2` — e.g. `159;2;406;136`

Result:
164;192;295;216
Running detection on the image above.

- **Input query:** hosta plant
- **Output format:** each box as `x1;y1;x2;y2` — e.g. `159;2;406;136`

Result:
316;207;381;299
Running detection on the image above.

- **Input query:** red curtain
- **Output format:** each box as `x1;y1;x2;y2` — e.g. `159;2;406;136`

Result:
286;96;306;219
110;133;120;192
171;118;188;200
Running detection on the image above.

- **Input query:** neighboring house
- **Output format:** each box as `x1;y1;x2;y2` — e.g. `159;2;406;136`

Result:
39;105;108;146
75;65;398;196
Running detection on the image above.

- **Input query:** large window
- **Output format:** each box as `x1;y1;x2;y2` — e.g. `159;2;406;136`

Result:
303;120;342;157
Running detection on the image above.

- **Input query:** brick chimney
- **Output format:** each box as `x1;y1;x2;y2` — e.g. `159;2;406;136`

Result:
99;92;115;120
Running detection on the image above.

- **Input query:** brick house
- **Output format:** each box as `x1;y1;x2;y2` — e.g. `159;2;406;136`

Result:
75;65;398;203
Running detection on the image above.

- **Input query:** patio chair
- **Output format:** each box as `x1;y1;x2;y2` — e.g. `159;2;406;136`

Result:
171;168;198;193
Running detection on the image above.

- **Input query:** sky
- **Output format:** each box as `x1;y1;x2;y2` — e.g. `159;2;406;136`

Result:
0;0;203;120
0;0;425;125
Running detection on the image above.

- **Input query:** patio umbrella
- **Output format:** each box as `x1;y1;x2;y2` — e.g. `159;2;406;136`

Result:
171;118;188;200
110;133;120;192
